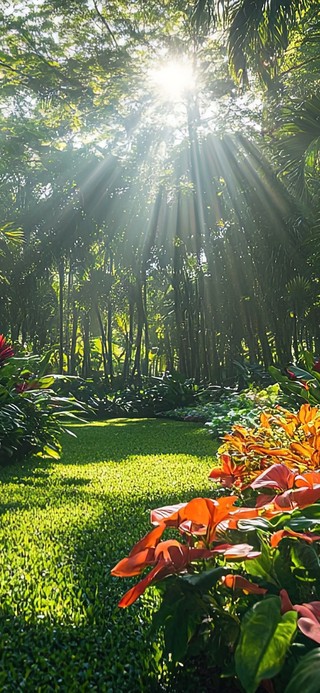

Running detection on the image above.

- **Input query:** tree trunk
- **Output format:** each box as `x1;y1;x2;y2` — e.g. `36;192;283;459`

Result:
70;302;78;375
82;311;91;378
142;279;150;376
96;304;109;382
107;300;113;383
58;259;64;374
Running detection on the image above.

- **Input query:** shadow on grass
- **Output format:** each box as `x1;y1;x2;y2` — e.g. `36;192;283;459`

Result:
0;419;219;690
62;418;217;464
0;481;221;691
0;603;166;692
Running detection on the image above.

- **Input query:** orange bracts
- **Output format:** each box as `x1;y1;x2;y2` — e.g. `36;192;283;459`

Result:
222;574;267;595
210;404;320;491
112;494;265;607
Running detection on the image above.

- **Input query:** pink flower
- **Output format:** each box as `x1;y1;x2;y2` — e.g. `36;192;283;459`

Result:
280;589;320;644
0;335;14;366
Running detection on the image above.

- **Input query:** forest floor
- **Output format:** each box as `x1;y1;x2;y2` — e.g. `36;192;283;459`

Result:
0;419;217;692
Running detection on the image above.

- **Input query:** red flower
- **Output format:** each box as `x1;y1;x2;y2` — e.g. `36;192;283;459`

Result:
280;589;320;644
251;464;296;492
251;465;320;512
0;335;14;366
261;485;320;516
313;359;320;373
274;486;320;510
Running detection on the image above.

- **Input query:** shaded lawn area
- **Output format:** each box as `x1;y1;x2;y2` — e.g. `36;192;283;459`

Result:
0;419;218;692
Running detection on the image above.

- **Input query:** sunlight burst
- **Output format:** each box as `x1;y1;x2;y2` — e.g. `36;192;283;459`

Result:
149;59;196;102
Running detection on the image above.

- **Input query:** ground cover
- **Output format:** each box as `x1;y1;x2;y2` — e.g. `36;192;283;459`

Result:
0;418;217;692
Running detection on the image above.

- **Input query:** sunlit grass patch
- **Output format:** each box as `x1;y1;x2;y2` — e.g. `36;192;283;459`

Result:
0;419;217;691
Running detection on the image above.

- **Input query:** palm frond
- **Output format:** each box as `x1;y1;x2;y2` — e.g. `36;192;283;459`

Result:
276;93;320;197
191;0;313;85
0;223;24;244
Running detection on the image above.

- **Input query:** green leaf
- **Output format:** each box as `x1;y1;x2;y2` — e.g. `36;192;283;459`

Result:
245;538;276;583
153;577;207;663
290;543;320;580
163;594;207;663
41;445;61;459
284;648;320;693
237;518;270;532
284;365;316;382
183;567;228;593
235;597;297;693
37;375;55;388
303;351;317;373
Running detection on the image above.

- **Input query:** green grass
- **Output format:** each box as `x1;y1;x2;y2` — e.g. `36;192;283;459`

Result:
0;418;218;692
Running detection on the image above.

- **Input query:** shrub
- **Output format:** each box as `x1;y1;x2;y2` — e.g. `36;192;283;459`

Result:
214;402;320;489
270;351;320;406
163;384;288;439
112;402;320;692
0;336;84;462
56;372;216;419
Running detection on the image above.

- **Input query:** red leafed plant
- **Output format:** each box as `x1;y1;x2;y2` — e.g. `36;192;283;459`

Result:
112;401;320;692
0;334;14;366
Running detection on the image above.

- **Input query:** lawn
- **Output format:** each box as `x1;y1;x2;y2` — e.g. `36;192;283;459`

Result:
0;418;218;692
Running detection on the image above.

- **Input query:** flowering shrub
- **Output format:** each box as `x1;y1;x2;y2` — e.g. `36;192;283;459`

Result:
213;403;320;490
112;402;320;692
0;335;84;462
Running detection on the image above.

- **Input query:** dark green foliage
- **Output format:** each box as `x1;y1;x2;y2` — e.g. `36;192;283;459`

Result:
56;372;216;419
284;648;320;693
270;351;320;406
0;343;84;462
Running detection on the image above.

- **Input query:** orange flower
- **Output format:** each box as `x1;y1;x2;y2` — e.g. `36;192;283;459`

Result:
113;540;218;608
270;528;320;548
222;574;267;595
150;495;239;543
209;454;247;488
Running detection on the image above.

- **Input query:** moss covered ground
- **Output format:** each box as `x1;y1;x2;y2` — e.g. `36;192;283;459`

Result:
0;418;218;692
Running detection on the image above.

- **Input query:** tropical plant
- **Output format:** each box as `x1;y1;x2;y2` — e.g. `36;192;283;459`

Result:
193;0;319;87
163;384;286;436
0;335;84;462
212;402;320;491
270;351;320;406
204;385;286;438
112;403;320;691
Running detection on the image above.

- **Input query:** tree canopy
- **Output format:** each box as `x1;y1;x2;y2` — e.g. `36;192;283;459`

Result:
1;0;319;382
